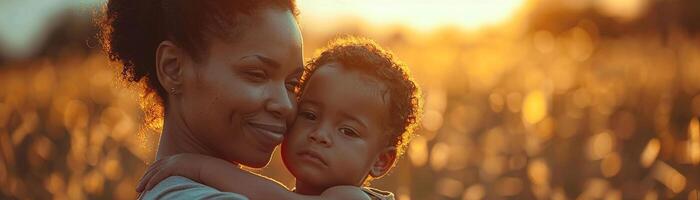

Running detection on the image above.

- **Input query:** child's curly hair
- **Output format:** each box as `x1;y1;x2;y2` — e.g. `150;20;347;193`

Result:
299;36;422;159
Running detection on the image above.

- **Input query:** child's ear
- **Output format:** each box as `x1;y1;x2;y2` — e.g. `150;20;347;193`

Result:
369;147;397;178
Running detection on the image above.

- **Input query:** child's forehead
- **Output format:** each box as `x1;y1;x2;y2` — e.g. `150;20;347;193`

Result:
310;63;387;93
302;65;390;107
301;64;392;122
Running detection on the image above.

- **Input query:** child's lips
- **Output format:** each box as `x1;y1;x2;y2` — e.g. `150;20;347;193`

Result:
297;150;328;167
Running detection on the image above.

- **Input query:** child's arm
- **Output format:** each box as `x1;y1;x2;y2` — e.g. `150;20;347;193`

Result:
136;153;371;200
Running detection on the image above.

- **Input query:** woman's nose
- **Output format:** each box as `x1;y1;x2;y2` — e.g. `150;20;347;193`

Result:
265;83;295;119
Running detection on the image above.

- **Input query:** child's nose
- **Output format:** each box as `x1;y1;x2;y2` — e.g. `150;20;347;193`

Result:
308;127;332;146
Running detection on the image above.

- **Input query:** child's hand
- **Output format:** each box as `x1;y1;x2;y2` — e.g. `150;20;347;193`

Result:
136;153;211;192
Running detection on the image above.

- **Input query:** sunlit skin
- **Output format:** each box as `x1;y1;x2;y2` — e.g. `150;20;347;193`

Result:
154;7;304;168
283;63;397;195
136;63;398;200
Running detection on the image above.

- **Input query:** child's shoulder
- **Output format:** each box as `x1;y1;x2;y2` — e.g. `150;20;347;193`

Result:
361;187;395;200
321;186;395;200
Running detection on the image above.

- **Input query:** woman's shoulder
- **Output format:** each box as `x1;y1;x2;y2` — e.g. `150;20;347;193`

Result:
140;176;249;200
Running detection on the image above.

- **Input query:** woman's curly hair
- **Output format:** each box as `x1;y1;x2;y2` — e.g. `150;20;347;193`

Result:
97;0;297;128
299;36;422;158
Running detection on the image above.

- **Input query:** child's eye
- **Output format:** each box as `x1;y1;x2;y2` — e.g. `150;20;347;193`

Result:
299;111;317;120
339;127;359;137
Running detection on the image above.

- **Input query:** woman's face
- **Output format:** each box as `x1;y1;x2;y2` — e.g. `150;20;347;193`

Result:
177;7;303;168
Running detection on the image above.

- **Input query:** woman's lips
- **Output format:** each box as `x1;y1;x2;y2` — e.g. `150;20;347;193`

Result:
248;122;286;134
247;121;285;149
297;150;328;167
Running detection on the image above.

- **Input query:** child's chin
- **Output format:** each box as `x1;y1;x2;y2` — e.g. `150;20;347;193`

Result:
290;164;331;185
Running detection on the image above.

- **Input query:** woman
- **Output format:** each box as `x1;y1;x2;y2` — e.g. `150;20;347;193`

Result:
99;0;303;199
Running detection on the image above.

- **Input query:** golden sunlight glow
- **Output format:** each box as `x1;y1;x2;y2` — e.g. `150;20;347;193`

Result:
587;131;615;161
430;142;450;171
297;0;526;30
463;184;485;200
640;138;660;168
652;161;686;194
688;118;700;164
601;152;621;177
4;0;700;199
527;158;550;186
522;90;548;125
595;0;650;21
409;136;428;167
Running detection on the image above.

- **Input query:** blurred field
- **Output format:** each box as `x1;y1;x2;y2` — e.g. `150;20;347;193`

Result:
1;0;699;199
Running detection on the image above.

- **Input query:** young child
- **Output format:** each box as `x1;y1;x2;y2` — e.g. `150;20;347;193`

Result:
136;36;421;200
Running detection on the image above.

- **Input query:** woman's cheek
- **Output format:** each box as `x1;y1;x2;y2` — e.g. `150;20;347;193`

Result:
228;82;266;109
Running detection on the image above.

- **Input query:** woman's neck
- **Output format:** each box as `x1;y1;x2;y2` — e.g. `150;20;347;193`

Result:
155;112;215;160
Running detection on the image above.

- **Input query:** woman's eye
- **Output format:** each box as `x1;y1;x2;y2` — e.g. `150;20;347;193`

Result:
299;111;316;120
285;80;300;91
339;127;359;137
244;70;267;81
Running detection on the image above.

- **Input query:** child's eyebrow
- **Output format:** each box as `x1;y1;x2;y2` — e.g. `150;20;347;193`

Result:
339;111;368;130
300;99;321;107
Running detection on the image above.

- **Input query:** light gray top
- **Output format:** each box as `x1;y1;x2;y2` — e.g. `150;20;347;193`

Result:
140;176;249;200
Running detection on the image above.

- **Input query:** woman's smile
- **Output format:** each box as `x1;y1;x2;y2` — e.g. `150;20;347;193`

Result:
245;120;286;151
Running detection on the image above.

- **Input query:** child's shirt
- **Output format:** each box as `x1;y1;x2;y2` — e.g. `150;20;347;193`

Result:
361;187;395;200
290;186;395;200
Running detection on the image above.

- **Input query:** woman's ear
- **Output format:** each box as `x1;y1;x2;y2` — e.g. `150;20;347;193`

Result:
155;40;185;94
369;147;397;178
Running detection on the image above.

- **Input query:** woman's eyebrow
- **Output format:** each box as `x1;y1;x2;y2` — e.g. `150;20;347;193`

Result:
290;67;303;77
241;55;280;69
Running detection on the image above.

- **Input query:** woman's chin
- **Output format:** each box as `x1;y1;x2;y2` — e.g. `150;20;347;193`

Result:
241;152;274;168
217;148;274;168
245;161;270;168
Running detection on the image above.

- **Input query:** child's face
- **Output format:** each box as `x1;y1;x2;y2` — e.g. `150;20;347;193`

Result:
281;63;395;194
